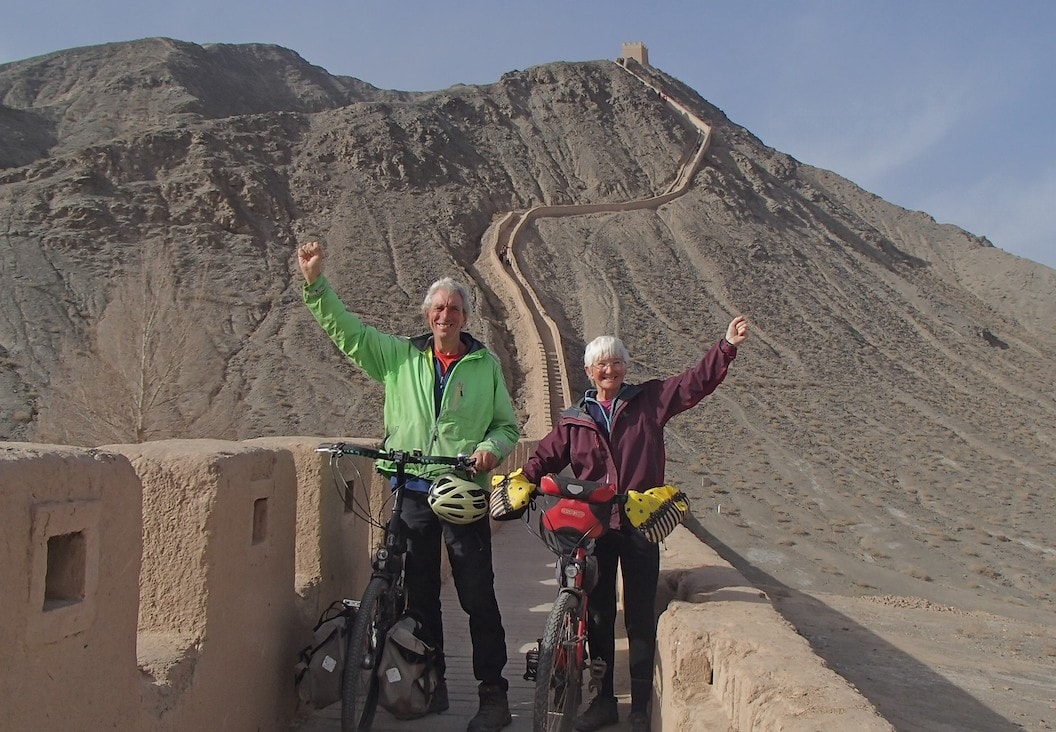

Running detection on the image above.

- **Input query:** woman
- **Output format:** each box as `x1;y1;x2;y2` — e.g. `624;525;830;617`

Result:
520;316;749;732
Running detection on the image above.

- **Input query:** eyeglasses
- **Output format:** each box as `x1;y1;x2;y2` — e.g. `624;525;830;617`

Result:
591;359;626;370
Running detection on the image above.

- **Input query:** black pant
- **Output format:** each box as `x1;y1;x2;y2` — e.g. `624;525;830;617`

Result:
400;490;509;689
587;527;660;712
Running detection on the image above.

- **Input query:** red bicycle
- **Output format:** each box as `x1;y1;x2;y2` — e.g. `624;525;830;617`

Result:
522;474;624;732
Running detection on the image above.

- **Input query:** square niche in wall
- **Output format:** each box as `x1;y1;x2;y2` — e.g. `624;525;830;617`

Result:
45;530;87;609
28;499;101;644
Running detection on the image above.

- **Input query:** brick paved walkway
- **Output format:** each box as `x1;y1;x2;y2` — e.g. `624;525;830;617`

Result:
294;521;634;731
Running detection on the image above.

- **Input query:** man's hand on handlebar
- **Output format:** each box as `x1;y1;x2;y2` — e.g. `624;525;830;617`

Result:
469;450;497;474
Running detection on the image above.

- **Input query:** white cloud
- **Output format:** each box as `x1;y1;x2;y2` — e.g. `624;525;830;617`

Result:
922;167;1056;269
779;58;1010;191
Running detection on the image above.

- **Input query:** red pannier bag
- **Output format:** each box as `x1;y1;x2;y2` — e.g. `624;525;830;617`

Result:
538;474;618;549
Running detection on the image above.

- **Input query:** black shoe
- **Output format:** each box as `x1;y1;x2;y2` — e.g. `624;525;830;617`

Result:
628;710;650;732
429;678;449;714
467;683;512;732
573;695;619;731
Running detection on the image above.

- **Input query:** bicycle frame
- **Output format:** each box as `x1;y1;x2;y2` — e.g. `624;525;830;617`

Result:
319;442;475;572
557;546;592;671
367;451;415;579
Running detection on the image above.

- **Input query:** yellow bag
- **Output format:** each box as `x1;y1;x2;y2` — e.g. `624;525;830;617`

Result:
489;468;536;521
624;485;690;543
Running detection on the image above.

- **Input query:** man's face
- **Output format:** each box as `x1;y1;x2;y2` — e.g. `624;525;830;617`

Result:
426;289;467;341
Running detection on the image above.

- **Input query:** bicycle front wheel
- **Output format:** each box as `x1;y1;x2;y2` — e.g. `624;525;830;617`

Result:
342;576;390;731
533;590;584;732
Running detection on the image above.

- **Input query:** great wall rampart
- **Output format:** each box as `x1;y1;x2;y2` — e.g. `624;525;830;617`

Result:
476;56;711;436
2;438;890;731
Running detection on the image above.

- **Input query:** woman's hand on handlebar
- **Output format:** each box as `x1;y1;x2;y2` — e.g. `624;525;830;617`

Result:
469;450;497;474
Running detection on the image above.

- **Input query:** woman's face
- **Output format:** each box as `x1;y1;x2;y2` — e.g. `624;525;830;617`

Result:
585;356;627;395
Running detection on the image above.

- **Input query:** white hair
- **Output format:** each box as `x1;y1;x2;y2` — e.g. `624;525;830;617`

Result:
583;335;630;367
421;277;473;319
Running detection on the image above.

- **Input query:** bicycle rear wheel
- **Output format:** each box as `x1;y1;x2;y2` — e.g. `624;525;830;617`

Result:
342;576;390;731
533;590;584;732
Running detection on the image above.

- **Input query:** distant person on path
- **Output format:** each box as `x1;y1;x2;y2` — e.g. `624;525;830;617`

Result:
518;317;749;732
298;240;521;732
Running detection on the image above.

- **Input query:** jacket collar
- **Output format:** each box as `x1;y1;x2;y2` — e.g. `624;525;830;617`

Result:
563;382;642;420
583;382;640;404
410;331;484;355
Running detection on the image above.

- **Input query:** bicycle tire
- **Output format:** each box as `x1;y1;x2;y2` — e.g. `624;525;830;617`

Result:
533;590;584;732
342;576;390;731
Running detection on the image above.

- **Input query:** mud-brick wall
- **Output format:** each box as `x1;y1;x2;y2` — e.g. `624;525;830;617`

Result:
107;439;299;731
0;443;144;730
245;436;380;629
654;529;893;731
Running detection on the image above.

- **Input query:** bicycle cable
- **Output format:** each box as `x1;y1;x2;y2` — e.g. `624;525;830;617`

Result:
326;453;387;531
324;448;475;530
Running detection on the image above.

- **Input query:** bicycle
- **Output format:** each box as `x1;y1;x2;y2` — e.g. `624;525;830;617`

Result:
315;442;476;732
486;469;688;731
519;473;626;732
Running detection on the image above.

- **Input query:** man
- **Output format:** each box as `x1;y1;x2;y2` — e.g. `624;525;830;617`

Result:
298;240;519;732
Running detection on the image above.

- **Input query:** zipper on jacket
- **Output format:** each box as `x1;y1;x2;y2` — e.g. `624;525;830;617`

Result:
564;407;619;487
429;349;472;452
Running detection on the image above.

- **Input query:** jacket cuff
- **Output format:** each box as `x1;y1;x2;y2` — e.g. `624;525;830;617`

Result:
719;338;738;357
303;276;328;299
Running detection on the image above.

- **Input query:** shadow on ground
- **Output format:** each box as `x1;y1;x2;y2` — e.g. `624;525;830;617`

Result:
684;516;1020;732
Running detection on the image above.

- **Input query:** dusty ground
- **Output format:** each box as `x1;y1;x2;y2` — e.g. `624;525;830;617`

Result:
760;580;1056;730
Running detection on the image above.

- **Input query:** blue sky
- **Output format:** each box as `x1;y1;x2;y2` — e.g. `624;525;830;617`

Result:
3;1;1054;268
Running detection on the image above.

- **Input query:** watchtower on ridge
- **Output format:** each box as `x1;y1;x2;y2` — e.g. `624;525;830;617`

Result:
621;41;649;66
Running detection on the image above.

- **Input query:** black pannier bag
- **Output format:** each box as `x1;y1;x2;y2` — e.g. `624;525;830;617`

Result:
376;611;441;719
294;599;357;708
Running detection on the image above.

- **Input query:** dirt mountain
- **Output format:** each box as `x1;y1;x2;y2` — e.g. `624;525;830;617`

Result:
1;38;1054;729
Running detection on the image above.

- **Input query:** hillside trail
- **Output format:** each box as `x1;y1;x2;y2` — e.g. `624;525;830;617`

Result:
474;61;713;438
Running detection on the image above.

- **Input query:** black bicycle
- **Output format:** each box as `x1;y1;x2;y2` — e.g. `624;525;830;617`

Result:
315;443;475;731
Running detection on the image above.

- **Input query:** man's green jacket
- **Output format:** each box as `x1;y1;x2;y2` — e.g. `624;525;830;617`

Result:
305;276;520;483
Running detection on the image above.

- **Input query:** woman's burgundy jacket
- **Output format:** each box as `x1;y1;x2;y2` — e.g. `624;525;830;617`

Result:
522;338;737;506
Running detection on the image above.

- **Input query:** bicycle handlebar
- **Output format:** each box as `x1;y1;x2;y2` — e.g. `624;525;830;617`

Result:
315;442;476;470
546;492;629;504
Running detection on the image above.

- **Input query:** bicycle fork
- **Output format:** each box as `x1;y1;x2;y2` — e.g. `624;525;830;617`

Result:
524;585;597;684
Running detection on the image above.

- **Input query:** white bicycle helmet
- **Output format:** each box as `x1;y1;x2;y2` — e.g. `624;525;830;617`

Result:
427;474;489;524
